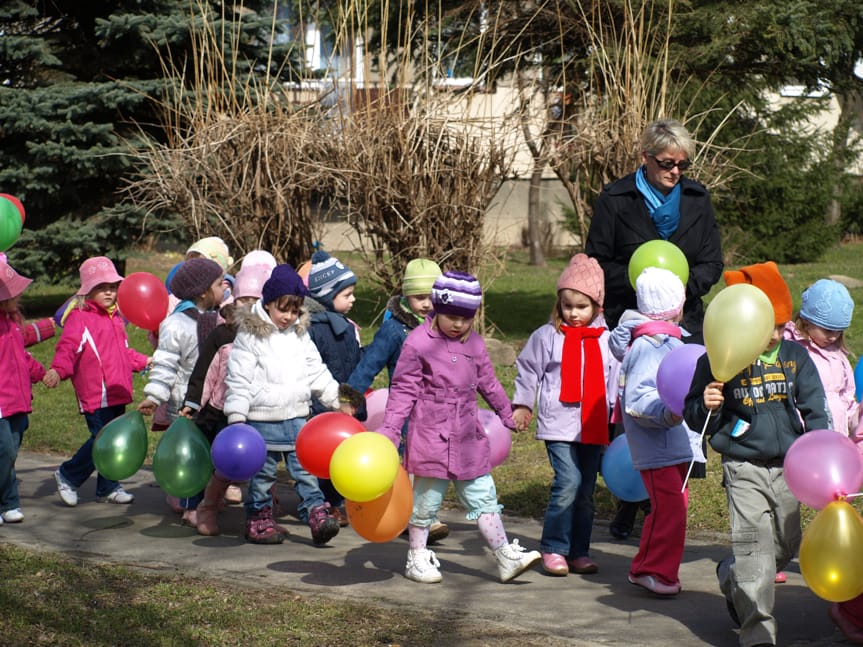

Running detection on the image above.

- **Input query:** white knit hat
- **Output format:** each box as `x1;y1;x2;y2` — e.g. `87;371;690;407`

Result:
636;267;686;320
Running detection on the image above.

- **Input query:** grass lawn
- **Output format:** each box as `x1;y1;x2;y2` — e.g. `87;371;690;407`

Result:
8;242;863;644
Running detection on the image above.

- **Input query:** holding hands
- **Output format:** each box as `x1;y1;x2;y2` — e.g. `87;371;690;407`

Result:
512;406;533;432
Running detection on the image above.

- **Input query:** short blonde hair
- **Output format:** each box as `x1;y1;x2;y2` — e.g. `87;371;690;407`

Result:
641;119;695;159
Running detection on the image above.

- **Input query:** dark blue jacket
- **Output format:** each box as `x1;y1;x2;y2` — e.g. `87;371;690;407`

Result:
305;296;363;417
348;296;421;393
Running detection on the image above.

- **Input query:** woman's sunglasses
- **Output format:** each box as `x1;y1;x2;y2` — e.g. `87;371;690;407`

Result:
649;155;691;171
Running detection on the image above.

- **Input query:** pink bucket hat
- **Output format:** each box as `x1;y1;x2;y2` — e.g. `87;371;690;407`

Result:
0;262;32;301
77;256;124;296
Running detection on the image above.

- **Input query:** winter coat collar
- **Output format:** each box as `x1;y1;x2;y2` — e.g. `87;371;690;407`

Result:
386;295;422;329
233;299;310;337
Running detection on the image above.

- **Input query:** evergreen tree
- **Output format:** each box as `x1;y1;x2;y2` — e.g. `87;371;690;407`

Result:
0;0;295;280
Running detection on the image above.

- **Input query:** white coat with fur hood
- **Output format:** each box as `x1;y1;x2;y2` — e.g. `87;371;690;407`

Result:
224;300;340;424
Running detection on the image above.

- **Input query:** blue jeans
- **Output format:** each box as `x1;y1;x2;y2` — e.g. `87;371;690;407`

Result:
540;441;602;558
245;418;325;524
59;404;126;498
0;413;28;512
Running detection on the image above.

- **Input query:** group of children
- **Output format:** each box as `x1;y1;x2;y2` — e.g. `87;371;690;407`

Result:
1;239;862;638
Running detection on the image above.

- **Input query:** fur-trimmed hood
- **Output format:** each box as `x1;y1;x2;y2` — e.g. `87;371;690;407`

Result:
386;295;423;330
233;299;310;337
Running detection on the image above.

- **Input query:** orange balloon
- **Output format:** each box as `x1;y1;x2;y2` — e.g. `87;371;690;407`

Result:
346;466;413;542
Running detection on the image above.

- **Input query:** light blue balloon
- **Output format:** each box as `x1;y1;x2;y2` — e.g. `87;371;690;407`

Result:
855;356;863;402
601;434;648;502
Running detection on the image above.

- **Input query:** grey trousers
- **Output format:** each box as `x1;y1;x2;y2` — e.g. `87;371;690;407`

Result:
716;459;801;647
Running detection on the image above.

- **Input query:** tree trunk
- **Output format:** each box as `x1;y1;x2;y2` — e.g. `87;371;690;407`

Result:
527;162;546;267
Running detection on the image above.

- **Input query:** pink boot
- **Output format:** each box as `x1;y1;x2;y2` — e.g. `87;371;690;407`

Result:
197;473;231;536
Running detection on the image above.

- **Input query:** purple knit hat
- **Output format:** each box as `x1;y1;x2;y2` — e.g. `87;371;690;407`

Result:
261;264;308;304
431;271;482;318
169;258;224;301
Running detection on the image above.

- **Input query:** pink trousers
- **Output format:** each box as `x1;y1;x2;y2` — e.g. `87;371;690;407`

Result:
630;462;689;586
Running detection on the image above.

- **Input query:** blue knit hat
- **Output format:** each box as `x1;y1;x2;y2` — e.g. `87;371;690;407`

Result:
431;271;482;318
800;279;854;331
261;264;308;304
307;251;356;308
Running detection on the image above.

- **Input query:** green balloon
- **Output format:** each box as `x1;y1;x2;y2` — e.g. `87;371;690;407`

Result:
627;240;690;289
92;411;148;481
152;417;213;498
0;198;23;252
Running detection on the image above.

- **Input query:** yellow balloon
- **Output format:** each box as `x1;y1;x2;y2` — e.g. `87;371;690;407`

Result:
329;432;400;503
703;284;774;382
800;500;863;602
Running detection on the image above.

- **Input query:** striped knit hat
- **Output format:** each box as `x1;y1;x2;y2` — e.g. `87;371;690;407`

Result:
307;251;356;308
431;271;482;318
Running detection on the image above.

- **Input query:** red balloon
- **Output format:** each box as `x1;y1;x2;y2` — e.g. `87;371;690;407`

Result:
117;272;169;332
0;194;25;223
296;412;365;478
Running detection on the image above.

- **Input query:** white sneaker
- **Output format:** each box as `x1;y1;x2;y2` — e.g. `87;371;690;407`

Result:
493;539;541;582
54;469;78;507
405;548;442;583
2;508;24;523
103;487;134;504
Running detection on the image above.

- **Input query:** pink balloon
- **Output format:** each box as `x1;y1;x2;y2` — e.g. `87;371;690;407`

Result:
784;430;863;509
657;344;706;416
478;409;512;468
364;388;388;432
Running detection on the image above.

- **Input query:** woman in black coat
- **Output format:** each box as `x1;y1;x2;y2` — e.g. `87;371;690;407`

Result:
585;119;723;339
585;119;723;538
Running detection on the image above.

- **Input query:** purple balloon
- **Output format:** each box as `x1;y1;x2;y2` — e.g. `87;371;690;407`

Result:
211;423;267;481
657;343;706;416
478;409;512;467
784;430;863;509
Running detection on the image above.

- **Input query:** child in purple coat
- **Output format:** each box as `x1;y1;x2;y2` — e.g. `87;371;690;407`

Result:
378;271;541;584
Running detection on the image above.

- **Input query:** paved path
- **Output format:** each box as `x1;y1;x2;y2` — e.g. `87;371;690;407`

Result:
1;452;846;646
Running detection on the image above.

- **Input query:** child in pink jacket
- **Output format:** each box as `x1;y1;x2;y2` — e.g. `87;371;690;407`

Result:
44;257;151;507
784;279;856;436
378;271;541;584
0;261;47;524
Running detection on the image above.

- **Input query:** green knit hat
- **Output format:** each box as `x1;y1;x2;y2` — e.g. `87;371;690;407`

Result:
402;259;442;296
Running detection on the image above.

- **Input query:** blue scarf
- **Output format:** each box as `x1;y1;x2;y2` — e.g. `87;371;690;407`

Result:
635;166;681;240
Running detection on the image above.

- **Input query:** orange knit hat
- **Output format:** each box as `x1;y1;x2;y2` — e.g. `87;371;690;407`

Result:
723;261;792;325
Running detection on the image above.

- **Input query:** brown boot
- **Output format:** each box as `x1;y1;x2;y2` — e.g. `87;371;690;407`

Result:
197;473;231;536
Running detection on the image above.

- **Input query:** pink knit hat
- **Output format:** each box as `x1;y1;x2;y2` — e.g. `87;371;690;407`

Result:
556;253;605;306
233;263;273;300
0;261;32;301
77;256;124;296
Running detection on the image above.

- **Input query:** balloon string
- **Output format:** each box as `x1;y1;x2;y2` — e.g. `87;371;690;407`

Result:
844;492;863;499
681;409;712;493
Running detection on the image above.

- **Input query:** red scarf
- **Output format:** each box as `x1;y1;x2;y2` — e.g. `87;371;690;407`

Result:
560;325;608;445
